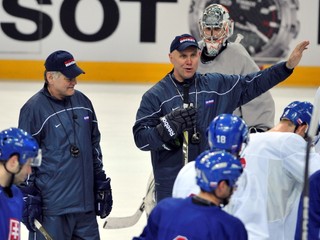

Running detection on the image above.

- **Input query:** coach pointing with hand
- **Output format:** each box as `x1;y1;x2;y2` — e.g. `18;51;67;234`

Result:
133;34;309;203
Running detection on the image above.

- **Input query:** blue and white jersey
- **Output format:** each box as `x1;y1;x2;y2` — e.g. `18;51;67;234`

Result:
0;185;23;240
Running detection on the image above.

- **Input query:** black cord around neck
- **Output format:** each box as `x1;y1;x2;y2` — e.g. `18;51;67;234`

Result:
46;97;80;157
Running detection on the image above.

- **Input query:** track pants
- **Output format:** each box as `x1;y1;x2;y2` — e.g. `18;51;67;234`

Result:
29;211;100;240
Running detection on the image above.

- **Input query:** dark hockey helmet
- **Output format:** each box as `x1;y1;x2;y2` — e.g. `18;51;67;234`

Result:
195;151;243;192
207;114;249;155
280;101;313;127
0;128;41;166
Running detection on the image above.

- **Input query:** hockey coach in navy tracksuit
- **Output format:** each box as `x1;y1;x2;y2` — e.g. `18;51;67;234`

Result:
18;50;113;239
133;33;309;203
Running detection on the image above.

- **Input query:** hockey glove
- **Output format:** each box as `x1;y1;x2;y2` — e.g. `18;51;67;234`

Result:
20;185;42;232
95;177;113;219
156;106;196;143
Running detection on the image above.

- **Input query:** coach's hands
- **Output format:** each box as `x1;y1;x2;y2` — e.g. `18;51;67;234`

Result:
156;106;196;142
19;184;42;232
286;40;309;69
95;177;113;219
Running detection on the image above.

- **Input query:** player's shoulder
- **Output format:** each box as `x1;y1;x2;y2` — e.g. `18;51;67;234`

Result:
227;42;252;58
179;160;196;173
156;197;188;210
249;132;307;150
222;209;247;228
310;169;320;181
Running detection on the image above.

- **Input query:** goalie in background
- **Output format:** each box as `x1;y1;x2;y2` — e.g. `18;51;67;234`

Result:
197;3;275;133
133;150;247;240
0;128;41;240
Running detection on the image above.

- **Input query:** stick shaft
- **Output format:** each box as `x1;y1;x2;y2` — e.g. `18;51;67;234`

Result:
34;219;53;240
182;84;190;165
301;87;320;240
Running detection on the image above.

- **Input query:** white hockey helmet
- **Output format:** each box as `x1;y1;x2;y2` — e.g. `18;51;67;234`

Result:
199;4;234;56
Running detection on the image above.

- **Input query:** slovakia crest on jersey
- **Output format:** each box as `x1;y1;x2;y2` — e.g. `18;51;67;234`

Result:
173;236;188;240
8;218;20;240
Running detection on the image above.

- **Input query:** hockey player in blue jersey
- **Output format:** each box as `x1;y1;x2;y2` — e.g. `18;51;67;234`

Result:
0;128;41;240
133;150;247;240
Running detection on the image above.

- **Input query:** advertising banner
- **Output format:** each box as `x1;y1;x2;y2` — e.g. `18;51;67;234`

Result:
0;0;319;86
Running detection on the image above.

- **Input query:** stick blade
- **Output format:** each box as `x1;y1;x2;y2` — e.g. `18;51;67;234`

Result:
103;202;145;229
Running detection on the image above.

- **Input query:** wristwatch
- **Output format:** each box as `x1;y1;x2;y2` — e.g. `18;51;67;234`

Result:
189;0;300;65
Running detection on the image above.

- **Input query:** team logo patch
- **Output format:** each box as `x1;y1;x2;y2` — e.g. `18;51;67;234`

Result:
8;218;20;240
205;99;214;105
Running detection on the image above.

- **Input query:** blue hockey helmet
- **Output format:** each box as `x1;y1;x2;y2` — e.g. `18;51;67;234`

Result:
195;151;243;192
280;101;313;127
0;128;41;166
207;114;249;155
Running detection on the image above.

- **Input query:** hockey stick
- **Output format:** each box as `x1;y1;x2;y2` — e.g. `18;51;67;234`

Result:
182;83;190;165
301;87;320;240
103;173;155;229
103;200;145;229
34;219;53;240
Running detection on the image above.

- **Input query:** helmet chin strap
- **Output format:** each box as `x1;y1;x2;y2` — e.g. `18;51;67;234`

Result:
3;161;22;190
4;161;22;175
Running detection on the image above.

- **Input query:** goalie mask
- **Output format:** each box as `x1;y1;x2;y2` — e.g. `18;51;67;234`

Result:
199;4;234;57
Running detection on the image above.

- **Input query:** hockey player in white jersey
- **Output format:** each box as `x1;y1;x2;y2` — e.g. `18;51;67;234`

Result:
237;101;320;240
